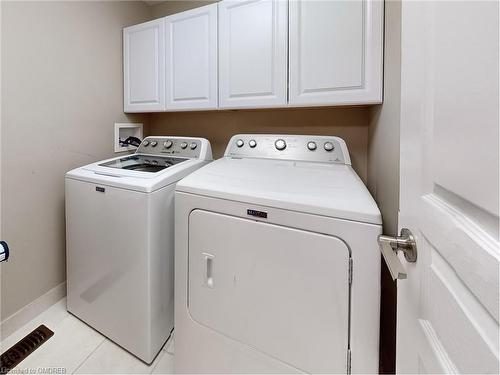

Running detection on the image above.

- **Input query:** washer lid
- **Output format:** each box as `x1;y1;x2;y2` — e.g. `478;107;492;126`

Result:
98;154;188;174
176;157;382;225
67;158;209;193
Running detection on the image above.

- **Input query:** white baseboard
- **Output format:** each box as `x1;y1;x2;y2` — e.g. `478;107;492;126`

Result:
0;282;66;340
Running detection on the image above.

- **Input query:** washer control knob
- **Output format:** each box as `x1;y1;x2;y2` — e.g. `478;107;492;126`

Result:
275;139;287;151
143;140;149;147
163;140;173;149
180;142;188;149
324;142;335;152
150;141;157;147
249;139;257;148
236;139;244;148
190;142;197;150
307;141;317;151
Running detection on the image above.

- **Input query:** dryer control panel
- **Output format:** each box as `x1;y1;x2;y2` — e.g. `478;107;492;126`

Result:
225;134;351;165
136;136;210;160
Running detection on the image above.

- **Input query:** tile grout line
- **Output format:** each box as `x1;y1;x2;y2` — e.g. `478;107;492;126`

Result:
162;333;174;354
151;335;174;374
71;337;107;374
149;350;167;374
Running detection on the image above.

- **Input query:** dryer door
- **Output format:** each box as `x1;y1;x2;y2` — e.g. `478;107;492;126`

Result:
188;209;351;373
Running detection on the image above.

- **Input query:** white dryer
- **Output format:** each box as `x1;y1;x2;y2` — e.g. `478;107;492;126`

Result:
175;134;382;374
66;136;212;363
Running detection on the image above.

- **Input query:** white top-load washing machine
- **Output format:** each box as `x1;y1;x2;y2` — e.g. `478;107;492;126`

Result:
66;136;212;363
175;134;382;374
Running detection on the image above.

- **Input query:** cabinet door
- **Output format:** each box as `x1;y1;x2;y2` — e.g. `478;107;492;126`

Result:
289;0;383;106
165;4;218;110
218;0;287;109
123;19;166;112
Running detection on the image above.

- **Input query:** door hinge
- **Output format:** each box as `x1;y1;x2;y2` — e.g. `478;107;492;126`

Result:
348;258;353;285
347;349;352;374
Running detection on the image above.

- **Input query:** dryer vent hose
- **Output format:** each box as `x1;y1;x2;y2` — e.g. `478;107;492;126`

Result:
120;136;142;148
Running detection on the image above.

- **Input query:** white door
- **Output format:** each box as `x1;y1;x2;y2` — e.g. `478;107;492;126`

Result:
165;4;218;110
218;0;287;109
397;1;499;373
288;0;383;107
123;19;165;112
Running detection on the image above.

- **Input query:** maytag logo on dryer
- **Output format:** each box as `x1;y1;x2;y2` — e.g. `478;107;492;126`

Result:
247;209;267;219
95;186;105;193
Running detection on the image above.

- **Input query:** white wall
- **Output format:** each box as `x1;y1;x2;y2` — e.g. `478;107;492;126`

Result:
368;0;401;235
150;108;371;181
367;1;402;372
0;1;151;321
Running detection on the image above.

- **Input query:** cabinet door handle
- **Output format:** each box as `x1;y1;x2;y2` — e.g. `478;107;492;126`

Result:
203;253;215;288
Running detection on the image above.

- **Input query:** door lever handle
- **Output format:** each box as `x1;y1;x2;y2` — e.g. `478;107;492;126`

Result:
0;241;10;262
378;228;417;280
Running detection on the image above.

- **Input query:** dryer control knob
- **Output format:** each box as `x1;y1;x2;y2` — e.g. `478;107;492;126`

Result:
163;140;173;149
324;142;334;152
275;139;286;151
190;142;197;150
249;140;257;148
236;139;244;148
180;142;188;149
150;141;157;147
143;140;149;146
307;141;317;151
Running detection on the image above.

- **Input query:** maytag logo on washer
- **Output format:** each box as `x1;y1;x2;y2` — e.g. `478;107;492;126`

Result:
247;209;267;219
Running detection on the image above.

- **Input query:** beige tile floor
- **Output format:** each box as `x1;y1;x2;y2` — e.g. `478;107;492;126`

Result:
0;298;174;374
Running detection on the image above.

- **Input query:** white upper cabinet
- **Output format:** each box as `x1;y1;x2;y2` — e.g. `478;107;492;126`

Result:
165;4;218;110
218;0;288;109
123;0;384;112
288;0;384;106
123;19;166;112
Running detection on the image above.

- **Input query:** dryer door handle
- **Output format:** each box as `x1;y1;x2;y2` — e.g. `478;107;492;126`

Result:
202;253;215;288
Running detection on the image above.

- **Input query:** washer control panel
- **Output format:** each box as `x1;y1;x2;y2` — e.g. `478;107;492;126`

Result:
225;134;350;164
136;136;203;159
